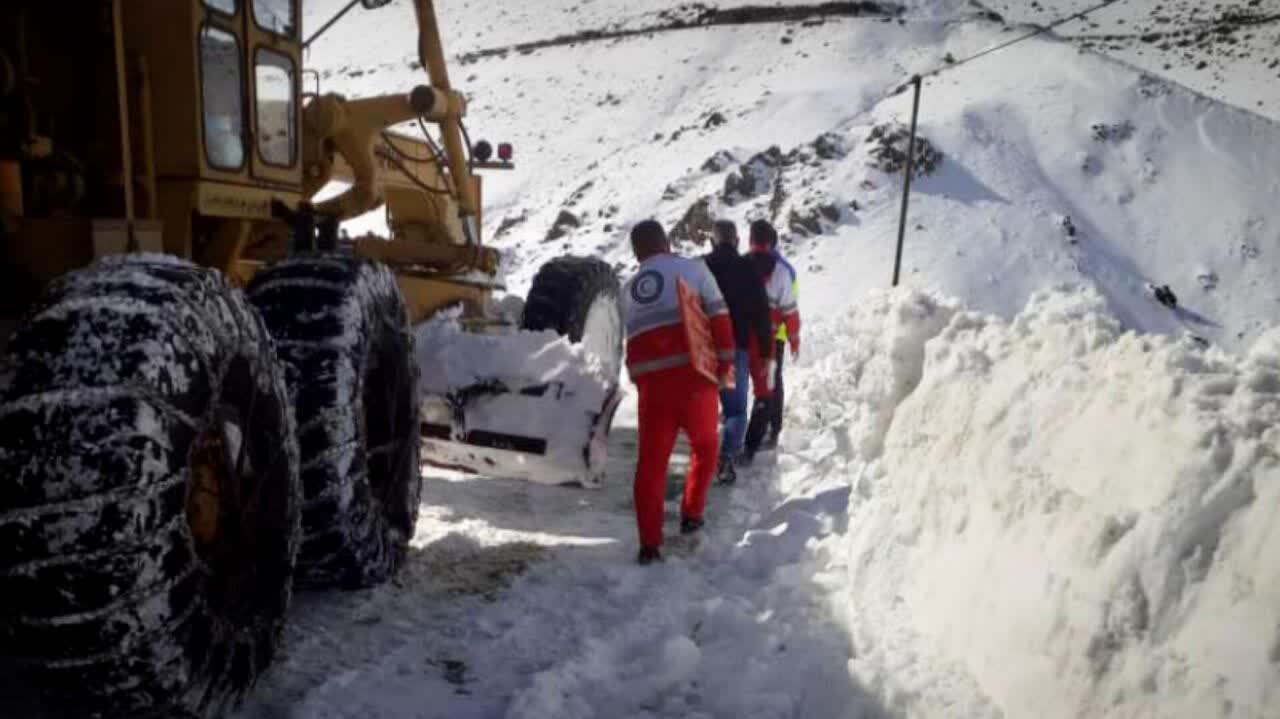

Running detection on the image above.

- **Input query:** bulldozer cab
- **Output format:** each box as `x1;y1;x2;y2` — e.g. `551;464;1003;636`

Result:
192;1;302;190
142;0;308;264
0;0;504;326
187;0;304;203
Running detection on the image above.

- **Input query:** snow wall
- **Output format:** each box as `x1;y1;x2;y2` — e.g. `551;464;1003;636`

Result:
790;286;1279;718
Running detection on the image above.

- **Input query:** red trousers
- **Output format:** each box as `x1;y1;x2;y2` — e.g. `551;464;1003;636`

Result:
747;336;777;399
634;368;720;548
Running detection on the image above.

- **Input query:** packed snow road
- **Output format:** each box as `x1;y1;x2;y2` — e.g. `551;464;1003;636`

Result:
234;394;882;719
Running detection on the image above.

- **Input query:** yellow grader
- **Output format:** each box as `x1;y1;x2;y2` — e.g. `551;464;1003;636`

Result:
0;0;623;716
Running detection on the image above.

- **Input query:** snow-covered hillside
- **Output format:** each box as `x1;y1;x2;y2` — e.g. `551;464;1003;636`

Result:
231;1;1280;717
310;0;1280;351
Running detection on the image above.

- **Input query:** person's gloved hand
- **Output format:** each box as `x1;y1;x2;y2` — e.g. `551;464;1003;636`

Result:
790;338;801;361
718;370;736;390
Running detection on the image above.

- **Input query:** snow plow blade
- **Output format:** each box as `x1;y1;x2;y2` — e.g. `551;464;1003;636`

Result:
420;382;623;487
413;254;624;487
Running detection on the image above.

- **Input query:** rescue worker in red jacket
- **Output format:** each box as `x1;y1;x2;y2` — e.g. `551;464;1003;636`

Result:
742;220;800;464
622;220;735;565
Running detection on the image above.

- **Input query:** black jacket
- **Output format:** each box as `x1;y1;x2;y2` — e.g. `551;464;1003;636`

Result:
749;249;778;284
704;244;773;358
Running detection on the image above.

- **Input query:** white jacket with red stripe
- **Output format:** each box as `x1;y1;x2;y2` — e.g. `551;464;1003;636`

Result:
765;264;800;349
622;253;735;382
752;251;800;353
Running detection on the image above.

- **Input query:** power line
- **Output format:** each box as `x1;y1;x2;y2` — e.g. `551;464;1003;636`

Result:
894;0;1126;93
881;0;1126;288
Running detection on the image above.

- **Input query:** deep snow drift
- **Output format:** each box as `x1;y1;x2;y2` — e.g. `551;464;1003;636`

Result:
228;2;1280;717
788;286;1280;716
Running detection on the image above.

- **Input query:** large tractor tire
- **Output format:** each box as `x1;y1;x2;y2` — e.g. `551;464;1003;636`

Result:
0;255;300;718
248;255;421;590
521;256;624;380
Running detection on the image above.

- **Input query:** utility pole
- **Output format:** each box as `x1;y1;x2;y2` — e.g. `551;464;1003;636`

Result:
892;75;923;288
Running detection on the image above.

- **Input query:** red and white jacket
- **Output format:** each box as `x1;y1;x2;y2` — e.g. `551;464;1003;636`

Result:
759;255;800;353
622;253;735;382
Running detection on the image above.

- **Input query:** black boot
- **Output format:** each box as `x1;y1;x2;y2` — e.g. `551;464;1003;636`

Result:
743;397;771;460
637;546;662;565
680;516;705;535
717;458;737;485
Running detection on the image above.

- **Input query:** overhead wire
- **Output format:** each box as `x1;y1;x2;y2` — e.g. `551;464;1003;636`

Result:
893;0;1126;93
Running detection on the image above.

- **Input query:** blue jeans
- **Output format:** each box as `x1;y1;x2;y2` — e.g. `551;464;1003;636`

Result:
719;350;750;459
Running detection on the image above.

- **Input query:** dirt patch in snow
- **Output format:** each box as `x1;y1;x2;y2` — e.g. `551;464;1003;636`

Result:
1091;120;1135;143
866;122;943;177
1069;5;1280;57
701;150;738;173
723;146;785;205
457;2;905;64
660;131;859;245
494;212;528;239
412;535;547;601
788;202;845;237
544;209;582;242
670;196;716;246
978;0;1280;109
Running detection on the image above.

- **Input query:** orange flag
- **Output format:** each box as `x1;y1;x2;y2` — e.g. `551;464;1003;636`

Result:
677;278;718;385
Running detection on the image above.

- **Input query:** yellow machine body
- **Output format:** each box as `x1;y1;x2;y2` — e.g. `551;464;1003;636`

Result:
0;0;502;330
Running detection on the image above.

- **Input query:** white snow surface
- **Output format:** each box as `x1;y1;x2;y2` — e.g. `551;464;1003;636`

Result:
811;286;1280;717
413;311;611;397
232;2;1280;717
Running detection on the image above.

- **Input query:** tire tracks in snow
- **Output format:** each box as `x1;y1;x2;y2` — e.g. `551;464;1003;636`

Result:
501;441;886;719
237;411;887;718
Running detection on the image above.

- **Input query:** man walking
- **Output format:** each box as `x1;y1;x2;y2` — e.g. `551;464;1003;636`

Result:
702;220;772;485
622;220;735;564
742;219;800;464
765;227;798;448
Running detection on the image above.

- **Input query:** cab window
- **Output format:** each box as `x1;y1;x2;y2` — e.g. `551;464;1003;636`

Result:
204;0;237;15
253;0;297;37
200;25;245;170
255;49;296;166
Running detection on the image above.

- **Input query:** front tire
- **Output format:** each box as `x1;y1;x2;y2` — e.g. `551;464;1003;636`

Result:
521;256;623;381
521;257;624;487
248;255;421;590
0;255;300;718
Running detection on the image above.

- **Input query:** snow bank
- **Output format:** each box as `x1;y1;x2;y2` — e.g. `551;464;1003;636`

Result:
787;288;961;463
812;286;1280;717
414;311;612;397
